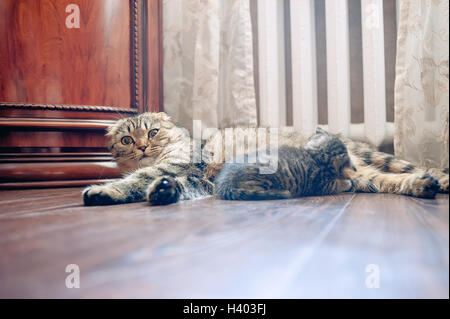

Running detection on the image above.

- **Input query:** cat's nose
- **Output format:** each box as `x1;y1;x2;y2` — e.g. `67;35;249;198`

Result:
138;145;147;152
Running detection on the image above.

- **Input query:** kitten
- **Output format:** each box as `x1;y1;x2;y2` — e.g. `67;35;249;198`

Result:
83;112;448;206
214;127;356;200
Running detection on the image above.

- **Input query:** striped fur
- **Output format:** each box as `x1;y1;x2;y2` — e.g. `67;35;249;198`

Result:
340;137;445;198
83;112;212;206
83;112;448;206
215;128;355;200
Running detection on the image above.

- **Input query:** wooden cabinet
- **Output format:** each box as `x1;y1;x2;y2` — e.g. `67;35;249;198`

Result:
0;0;162;188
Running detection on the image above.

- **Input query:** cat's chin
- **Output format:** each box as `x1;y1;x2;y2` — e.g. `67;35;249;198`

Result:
117;159;139;174
139;156;155;167
117;157;156;173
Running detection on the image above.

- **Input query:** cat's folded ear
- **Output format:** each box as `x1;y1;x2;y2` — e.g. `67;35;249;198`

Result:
105;118;126;137
140;111;171;122
106;124;115;136
315;126;327;134
157;112;171;122
156;112;177;129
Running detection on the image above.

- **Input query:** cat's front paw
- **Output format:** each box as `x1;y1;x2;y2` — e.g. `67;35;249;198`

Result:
83;185;127;206
426;168;448;193
147;177;180;206
409;174;440;199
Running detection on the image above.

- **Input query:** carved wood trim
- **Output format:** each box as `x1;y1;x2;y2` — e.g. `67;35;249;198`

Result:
131;0;143;112
0;156;113;163
0;118;115;130
0;103;138;114
131;0;164;113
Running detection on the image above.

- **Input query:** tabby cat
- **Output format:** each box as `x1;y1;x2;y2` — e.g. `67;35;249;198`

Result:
83;112;448;206
215;127;356;200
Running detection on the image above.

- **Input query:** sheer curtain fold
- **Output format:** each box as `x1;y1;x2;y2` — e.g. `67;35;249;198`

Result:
163;0;257;133
164;0;449;168
394;0;449;168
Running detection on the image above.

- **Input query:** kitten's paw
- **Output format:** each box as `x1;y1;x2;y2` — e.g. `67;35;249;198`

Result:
409;174;440;199
147;177;180;206
343;179;356;192
437;174;449;193
83;185;127;206
335;179;355;193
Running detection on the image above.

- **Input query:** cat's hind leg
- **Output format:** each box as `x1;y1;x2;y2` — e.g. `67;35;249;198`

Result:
350;148;448;193
347;165;440;198
424;168;448;193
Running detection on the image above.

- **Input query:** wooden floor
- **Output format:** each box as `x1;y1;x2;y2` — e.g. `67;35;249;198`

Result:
0;187;448;299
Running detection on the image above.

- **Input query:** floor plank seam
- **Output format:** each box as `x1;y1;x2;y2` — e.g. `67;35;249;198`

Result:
263;194;356;297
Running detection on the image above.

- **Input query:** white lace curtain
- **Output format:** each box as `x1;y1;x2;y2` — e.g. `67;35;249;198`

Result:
162;0;449;169
394;0;449;168
162;0;257;133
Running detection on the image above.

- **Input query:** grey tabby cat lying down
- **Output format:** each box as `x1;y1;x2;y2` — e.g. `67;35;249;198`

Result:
215;127;356;200
83;112;448;206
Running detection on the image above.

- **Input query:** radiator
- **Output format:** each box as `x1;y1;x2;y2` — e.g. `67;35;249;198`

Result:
257;0;396;147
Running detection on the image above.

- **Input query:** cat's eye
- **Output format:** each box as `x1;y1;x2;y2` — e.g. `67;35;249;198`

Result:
148;128;159;138
121;136;134;145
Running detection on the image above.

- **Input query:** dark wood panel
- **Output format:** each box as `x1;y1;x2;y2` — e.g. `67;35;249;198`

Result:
0;0;163;188
0;130;108;148
0;0;132;108
0;179;117;189
0;190;447;298
0;152;111;157
0;162;120;182
144;0;163;112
